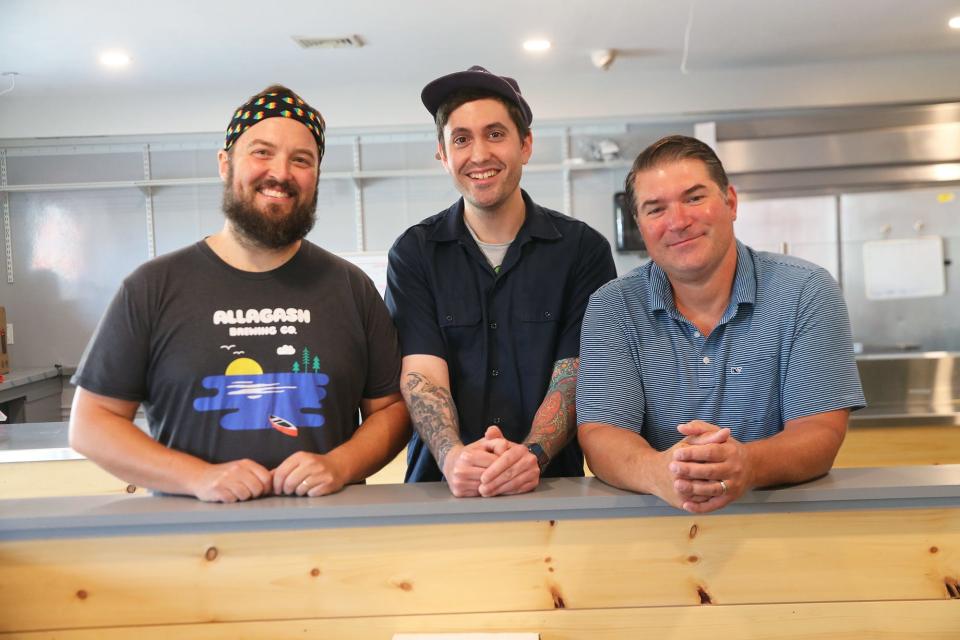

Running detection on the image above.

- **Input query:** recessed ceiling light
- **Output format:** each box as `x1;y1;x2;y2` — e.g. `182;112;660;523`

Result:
523;39;551;53
99;50;131;68
949;15;960;29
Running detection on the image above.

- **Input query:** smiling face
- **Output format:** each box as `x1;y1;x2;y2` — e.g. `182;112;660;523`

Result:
217;117;319;248
632;158;739;284
438;98;532;215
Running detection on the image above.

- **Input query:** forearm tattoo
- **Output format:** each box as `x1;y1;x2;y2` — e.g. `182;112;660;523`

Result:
402;372;462;470
529;357;579;457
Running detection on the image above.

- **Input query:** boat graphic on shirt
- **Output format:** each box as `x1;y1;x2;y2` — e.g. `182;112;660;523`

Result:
268;414;299;437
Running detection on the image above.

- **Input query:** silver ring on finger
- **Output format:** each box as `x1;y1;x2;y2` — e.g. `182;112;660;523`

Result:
718;479;728;495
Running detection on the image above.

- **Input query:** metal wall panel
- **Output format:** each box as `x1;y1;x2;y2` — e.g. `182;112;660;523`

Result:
735;195;840;281
360;175;457;253
151;185;224;256
307;178;364;253
0;189;148;368
4;152;146;185
840;186;959;351
149;148;220;181
359;138;439;173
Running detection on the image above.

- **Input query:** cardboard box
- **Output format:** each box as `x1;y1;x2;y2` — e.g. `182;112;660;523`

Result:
0;306;9;374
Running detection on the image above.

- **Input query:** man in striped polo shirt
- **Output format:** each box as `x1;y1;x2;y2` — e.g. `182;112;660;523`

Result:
576;135;865;513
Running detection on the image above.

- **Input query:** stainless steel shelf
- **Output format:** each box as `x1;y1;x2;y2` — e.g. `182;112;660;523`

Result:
0;160;631;194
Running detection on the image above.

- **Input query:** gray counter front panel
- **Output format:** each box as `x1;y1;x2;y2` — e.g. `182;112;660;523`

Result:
2;466;958;541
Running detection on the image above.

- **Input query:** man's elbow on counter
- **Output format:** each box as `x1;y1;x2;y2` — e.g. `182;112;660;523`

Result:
67;415;93;458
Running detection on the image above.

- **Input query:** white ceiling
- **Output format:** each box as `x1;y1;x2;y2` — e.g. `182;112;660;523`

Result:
2;0;960;138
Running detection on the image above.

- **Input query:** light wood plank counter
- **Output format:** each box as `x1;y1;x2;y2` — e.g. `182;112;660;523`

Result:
1;468;958;638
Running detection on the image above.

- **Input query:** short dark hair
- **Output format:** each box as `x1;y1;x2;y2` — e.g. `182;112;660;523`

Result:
624;135;729;216
434;88;531;149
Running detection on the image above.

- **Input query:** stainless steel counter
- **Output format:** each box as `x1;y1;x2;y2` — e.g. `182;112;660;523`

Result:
853;351;960;426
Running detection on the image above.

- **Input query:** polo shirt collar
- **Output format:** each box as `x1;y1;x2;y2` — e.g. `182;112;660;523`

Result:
647;262;674;312
646;239;757;313
730;240;757;307
427;190;562;243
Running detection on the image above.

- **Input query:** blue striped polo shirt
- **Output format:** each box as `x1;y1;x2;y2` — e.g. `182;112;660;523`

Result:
576;240;865;451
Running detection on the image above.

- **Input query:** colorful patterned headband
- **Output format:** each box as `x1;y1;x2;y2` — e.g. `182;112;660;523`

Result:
224;90;326;161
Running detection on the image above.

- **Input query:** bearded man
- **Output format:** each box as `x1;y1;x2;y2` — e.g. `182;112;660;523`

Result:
70;85;409;502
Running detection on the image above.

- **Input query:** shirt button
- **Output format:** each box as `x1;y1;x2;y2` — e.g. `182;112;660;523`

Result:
694;331;701;337
491;417;501;424
489;322;498;329
445;314;453;322
702;356;711;364
543;311;552;319
491;369;499;377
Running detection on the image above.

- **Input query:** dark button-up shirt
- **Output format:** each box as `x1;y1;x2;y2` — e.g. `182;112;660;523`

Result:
386;191;616;481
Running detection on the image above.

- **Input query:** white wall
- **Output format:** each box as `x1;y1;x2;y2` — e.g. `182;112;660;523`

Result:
2;53;960;140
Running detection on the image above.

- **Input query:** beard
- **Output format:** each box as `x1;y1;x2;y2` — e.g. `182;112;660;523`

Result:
222;170;318;250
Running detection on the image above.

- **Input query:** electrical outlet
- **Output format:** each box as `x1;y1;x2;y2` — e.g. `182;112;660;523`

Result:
6;323;12;345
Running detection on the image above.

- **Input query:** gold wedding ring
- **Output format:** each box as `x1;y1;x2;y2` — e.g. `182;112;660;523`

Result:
719;479;728;495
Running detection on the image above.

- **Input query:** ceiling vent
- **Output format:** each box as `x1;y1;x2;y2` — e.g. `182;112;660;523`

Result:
292;35;365;49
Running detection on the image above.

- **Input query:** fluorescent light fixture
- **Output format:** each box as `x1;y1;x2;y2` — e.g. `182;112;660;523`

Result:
523;39;551;52
99;50;132;67
933;163;960;181
950;16;960;29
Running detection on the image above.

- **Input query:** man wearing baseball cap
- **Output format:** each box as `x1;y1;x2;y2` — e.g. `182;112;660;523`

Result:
70;85;409;502
386;66;616;496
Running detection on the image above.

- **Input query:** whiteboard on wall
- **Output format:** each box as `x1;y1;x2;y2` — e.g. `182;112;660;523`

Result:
862;236;946;300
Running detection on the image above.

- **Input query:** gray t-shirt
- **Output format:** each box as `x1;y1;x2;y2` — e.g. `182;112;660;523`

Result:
73;240;401;469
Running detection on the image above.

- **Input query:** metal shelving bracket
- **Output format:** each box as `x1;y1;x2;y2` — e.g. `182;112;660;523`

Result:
1;149;13;283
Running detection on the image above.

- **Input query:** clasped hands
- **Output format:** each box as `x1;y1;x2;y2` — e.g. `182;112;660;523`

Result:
661;420;754;514
191;450;347;503
442;426;541;497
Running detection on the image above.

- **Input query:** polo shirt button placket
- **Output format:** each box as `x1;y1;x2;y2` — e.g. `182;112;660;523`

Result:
698;353;715;388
